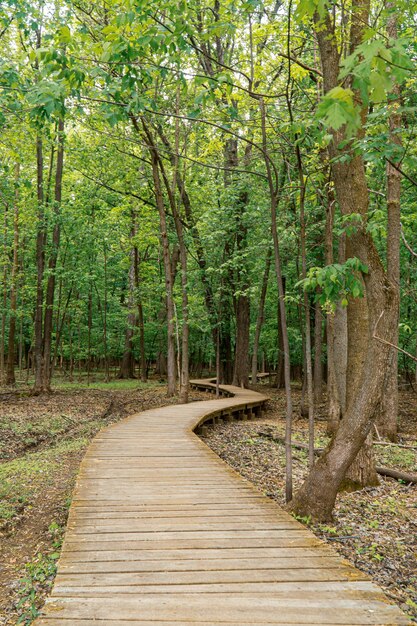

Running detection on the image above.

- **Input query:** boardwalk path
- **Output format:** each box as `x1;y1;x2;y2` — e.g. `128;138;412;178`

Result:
36;380;408;625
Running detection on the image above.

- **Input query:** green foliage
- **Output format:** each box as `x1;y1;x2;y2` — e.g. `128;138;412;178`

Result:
297;258;369;311
316;87;361;134
340;37;413;105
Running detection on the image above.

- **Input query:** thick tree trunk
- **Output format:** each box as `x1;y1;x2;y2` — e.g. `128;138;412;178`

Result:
6;164;20;386
288;0;398;518
323;0;376;488
289;231;397;520
343;265;379;489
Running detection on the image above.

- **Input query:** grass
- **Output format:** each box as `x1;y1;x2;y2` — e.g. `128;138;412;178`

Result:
0;439;82;525
55;378;163;391
0;373;164;393
376;445;416;471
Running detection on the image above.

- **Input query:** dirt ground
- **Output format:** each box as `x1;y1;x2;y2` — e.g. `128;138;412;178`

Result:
202;384;417;623
0;380;207;626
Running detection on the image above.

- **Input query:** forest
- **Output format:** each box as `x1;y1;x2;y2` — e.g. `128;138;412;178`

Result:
0;0;416;623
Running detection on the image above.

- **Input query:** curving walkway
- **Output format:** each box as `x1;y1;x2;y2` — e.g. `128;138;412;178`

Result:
36;380;408;625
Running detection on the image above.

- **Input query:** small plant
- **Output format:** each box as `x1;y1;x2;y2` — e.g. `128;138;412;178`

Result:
16;523;63;625
356;542;384;562
318;524;339;535
366;519;379;529
16;553;58;624
292;513;312;526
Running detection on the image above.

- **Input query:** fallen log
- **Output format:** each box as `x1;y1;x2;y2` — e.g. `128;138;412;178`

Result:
258;431;323;454
258;431;417;485
374;441;417;450
375;466;417;484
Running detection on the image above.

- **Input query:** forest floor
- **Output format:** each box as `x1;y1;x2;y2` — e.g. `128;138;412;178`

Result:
0;376;207;626
1;378;416;625
202;383;417;624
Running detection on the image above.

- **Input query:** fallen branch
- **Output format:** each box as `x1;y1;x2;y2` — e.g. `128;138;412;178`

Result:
258;431;323;454
374;440;417;450
258;431;417;484
376;466;417;484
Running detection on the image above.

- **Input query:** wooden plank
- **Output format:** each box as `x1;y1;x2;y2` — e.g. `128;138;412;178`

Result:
36;615;404;626
62;537;325;552
69;518;295;529
58;556;349;573
53;568;367;587
40;595;409;624
62;546;337;562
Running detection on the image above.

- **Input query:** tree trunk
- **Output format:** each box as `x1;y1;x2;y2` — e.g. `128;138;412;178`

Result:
155;122;189;403
6;164;20;386
43;117;64;391
251;247;271;383
260;98;293;502
288;0;398;519
141;119;176;396
155;306;167;377
275;287;285;389
33;135;46;394
289;231;397;520
377;7;401;442
156;125;218;360
325;0;377;489
233;293;250;388
133;244;147;383
119;249;136;379
323;173;342;434
87;284;92;384
233;192;251;388
313;300;323;405
103;245;110;382
1;195;8;385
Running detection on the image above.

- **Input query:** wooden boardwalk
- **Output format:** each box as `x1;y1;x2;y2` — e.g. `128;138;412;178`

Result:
36;380;408;625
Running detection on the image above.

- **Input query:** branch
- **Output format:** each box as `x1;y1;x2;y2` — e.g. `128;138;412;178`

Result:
372;333;417;363
401;224;417;258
